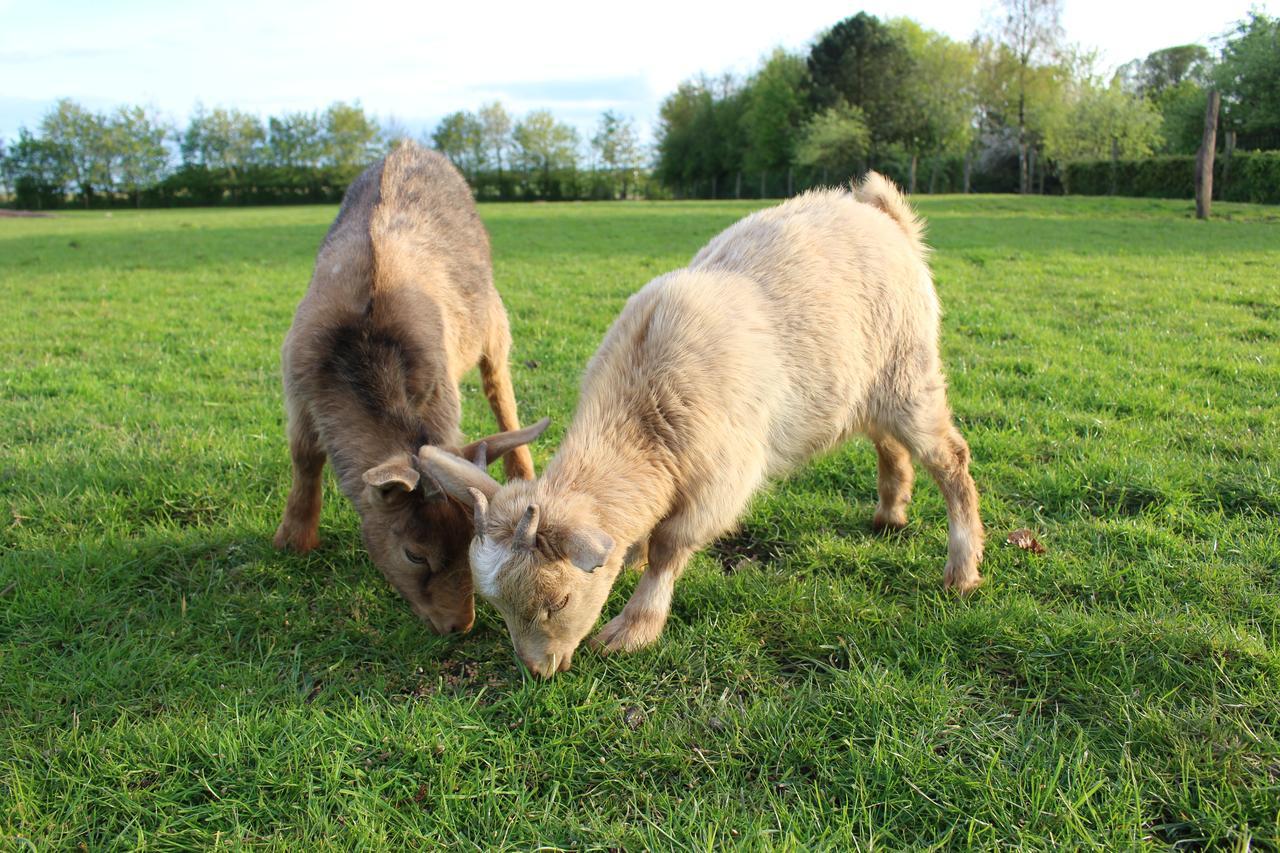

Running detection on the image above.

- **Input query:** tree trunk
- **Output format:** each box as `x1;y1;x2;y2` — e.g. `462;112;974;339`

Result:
786;167;793;197
963;152;972;194
1196;90;1220;220
1027;147;1037;194
735;171;742;199
909;154;917;194
760;170;766;198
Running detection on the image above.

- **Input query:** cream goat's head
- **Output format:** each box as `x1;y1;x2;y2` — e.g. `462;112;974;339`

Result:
418;445;617;678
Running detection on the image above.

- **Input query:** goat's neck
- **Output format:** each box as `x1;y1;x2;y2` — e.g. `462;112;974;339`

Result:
540;422;677;547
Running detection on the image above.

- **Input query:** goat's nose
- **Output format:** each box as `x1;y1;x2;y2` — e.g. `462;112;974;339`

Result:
518;653;552;679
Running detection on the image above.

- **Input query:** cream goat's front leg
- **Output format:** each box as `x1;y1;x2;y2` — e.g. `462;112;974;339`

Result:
593;537;693;653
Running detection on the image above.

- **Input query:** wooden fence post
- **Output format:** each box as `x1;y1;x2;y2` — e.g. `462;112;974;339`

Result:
1196;90;1220;220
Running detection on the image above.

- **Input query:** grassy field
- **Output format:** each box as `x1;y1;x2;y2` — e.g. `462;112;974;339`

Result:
1;194;1278;848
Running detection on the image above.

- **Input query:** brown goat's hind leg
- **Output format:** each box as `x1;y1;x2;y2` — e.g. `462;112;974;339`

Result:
480;327;535;481
274;405;325;553
594;536;692;654
871;434;914;532
891;399;984;594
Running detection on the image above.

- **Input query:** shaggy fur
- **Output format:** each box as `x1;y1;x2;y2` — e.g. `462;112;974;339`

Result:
421;173;984;674
273;140;543;634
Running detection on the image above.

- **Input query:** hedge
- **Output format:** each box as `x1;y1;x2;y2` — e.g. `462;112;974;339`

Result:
1063;151;1280;204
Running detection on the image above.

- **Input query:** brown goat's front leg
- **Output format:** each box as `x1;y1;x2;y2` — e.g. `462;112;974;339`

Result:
479;330;535;481
274;404;325;553
594;536;692;653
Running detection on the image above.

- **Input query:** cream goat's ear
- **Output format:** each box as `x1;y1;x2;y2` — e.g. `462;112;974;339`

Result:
563;528;614;574
417;445;501;507
362;458;420;496
459;417;551;468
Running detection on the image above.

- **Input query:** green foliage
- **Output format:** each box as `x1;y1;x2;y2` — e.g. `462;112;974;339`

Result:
1116;44;1212;98
2;127;67;209
742;49;811;174
181;105;266;172
807;13;914;152
1043;79;1164;162
40;98;111;206
795;102;871;180
1062;150;1280;203
2;197;1278;846
321;102;383;170
268;112;325;169
891;19;979;158
1153;80;1213;154
512;110;580;200
589;111;643;199
1213;12;1280;147
109;105;171;206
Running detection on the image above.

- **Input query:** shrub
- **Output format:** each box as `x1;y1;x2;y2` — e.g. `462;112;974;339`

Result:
1063;151;1280;204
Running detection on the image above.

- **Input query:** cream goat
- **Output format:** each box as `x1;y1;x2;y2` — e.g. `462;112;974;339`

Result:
421;173;984;677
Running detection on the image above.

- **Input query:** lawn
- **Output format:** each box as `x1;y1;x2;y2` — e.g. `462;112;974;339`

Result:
1;194;1277;848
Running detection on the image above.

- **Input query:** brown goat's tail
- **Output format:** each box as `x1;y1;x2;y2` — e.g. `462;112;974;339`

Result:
853;171;928;257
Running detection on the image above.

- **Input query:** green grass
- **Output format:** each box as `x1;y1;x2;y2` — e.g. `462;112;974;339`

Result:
2;195;1278;848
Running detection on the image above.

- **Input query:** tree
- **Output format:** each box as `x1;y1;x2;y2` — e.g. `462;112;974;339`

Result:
268;112;324;168
795;103;871;182
110;105;170;207
513;110;579;198
990;0;1064;192
1213;12;1280;149
322;101;381;170
1117;44;1212;98
431;110;483;178
742;49;811;183
182;105;265;174
478;102;513;195
590;111;642;198
1043;78;1163;162
807;13;913;156
892;19;979;191
40;99;111;207
2;127;69;209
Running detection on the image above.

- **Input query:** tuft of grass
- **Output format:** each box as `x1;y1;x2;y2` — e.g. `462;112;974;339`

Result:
1;195;1277;848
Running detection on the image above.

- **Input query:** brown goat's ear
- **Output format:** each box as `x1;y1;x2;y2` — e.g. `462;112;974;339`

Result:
417;445;501;507
362;457;420;500
561;527;614;574
459;417;551;467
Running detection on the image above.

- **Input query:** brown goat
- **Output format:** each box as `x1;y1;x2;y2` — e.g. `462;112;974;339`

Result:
421;173;983;675
274;140;546;634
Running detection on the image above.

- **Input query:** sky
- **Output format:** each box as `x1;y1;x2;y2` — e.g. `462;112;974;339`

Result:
0;0;1269;145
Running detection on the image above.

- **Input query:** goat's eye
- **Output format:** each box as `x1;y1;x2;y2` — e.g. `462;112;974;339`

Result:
546;594;569;617
404;548;430;566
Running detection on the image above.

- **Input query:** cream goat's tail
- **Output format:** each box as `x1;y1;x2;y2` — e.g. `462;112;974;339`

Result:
853;171;928;257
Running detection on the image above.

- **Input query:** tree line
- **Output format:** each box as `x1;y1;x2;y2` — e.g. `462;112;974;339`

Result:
1;97;650;209
3;5;1276;208
653;4;1280;198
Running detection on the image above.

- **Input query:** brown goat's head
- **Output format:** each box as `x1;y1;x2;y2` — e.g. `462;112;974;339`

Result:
360;418;550;635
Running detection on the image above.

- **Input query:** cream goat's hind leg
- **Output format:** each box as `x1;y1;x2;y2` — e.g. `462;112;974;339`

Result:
479;326;535;481
872;434;914;532
593;535;694;654
274;401;326;553
889;393;985;594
